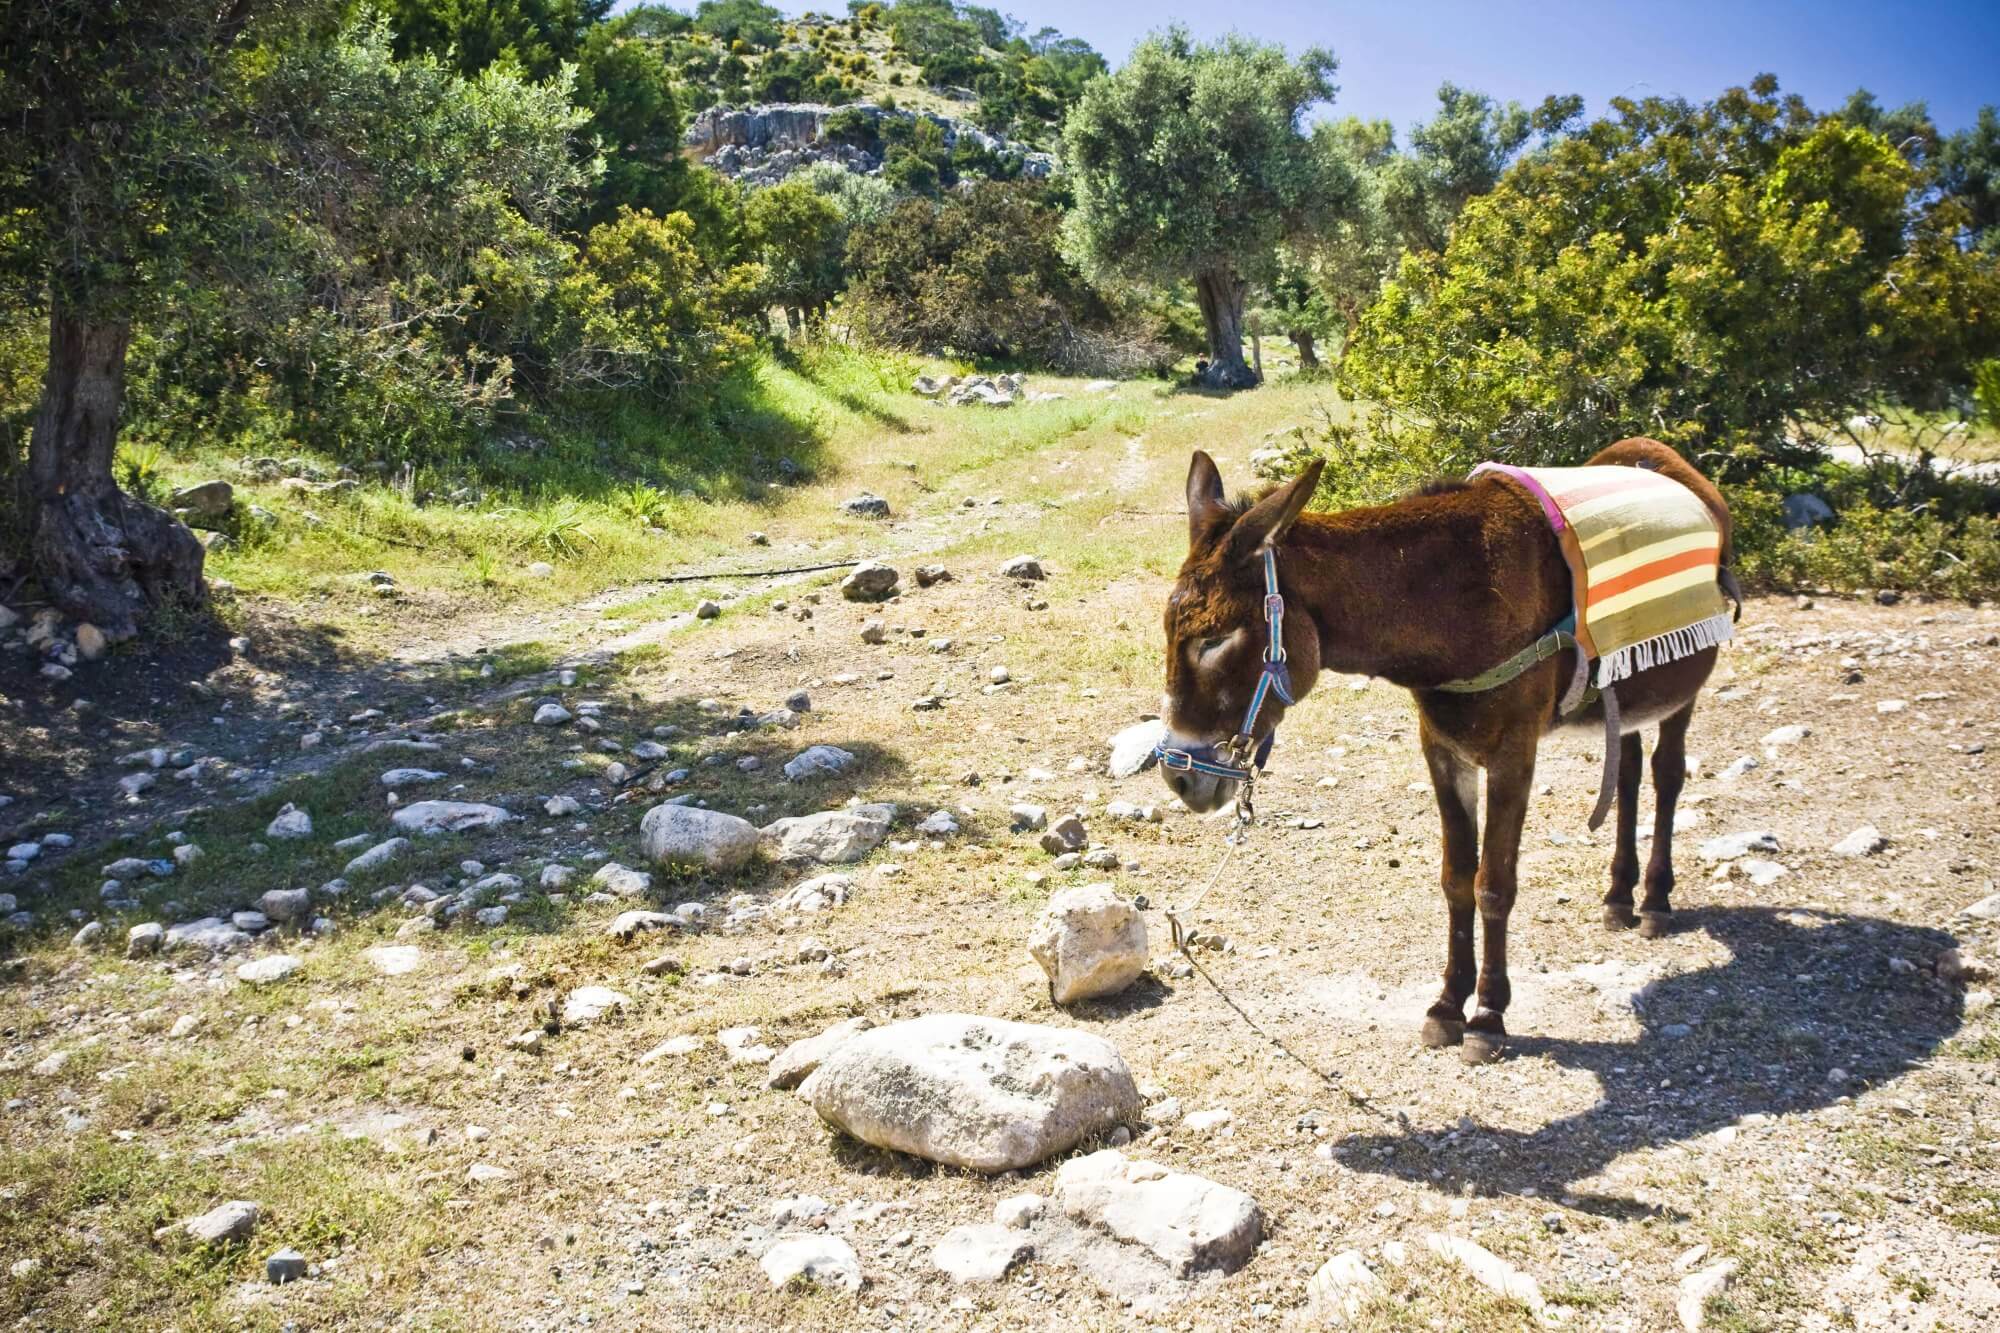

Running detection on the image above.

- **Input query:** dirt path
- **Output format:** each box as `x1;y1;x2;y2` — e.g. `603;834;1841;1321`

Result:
3;398;1998;1330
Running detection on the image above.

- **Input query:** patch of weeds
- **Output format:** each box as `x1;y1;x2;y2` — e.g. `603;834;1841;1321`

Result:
1943;1031;2000;1061
1545;1280;1618;1309
450;640;557;687
1940;1181;2000;1234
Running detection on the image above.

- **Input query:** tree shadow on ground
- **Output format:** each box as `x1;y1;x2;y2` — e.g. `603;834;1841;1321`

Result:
1332;906;1965;1219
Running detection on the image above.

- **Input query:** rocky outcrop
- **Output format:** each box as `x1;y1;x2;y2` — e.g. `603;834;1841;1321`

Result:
684;102;1056;187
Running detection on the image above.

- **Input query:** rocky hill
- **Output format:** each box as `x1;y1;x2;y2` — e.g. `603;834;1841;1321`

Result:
684;101;1057;188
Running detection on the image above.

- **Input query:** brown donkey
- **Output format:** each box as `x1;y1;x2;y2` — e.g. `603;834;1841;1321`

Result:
1158;438;1730;1063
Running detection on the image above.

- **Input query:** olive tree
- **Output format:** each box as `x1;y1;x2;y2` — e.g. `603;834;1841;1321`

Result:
1060;29;1356;388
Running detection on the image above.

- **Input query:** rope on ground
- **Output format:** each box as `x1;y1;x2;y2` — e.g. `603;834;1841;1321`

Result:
635;559;862;585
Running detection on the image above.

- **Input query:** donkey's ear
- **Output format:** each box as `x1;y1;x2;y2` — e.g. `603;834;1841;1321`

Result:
1225;459;1324;561
1186;450;1229;547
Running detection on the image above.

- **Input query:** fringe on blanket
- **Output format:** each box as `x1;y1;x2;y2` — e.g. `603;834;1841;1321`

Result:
1594;610;1736;688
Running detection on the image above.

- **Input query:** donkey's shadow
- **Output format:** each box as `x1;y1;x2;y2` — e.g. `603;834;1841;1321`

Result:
1334;906;1966;1218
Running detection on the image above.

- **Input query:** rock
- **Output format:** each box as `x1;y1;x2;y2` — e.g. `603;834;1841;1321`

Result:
608;910;676;939
1424;1234;1543;1314
232;911;271;934
592;862;653;897
265;1247;308;1285
561;986;630;1026
1832;825;1887;857
917;810;960;837
998;555;1044;580
785;745;858;781
1782;492;1837;531
719;1025;776;1064
364;945;424;976
1938;948;1992;984
801;1014;1140;1173
183;1200;260;1245
914;564;952;587
994;1194;1046;1229
392;801;511;836
163;917;252;954
1307;1250;1383;1325
772;872;855;913
473;905;509;927
380;768;445;787
265;804;312;840
840;493;890;518
1053;1150;1263;1276
1010;803;1048;832
1108;720;1168;778
1718;756;1759;781
467;1163;513;1185
126;922;164;957
767;1016;876;1091
526;561;555;578
761;803;895;864
638;1034;702;1064
1760;724;1810;746
344;837;410;875
1735;858;1788;887
1698;831;1780;862
258;887;311;923
236;955;302;985
540;864;575;890
859;618;888;644
1677;1258;1739;1331
840;560;900;602
71;921;103;949
695;599;721;620
118;771;156;799
1029;883;1148;1004
640;803;760;872
1960;893;2000;921
170;479;235;523
932;1224;1032;1283
533;702;573;727
760;1235;862;1292
1039;814;1088;855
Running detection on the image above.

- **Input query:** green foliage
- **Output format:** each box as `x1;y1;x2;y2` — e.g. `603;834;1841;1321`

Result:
1940;106;2000;251
845;182;1168;374
1341;78;2000;471
385;0;612;78
744;181;848;328
1976;360;2000;427
693;0;783;49
574;21;687;222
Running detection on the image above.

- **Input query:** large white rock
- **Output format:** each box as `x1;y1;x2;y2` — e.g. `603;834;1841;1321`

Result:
761;803;895;864
1424;1233;1544;1313
784;745;858;781
235;955;302;985
932;1224;1033;1282
1028;883;1148;1003
363;945;424;976
183;1199;261;1245
1678;1258;1739;1331
800;1014;1140;1173
1307;1250;1383;1325
392;801;511;837
640;803;760;872
1698;830;1780;862
163;917;251;954
767;1016;875;1091
562;986;629;1026
265;804;313;840
1831;825;1887;857
1107;720;1168;779
379;768;445;787
1052;1149;1263;1276
760;1235;861;1291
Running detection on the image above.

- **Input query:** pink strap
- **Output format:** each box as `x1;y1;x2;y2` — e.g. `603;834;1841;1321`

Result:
1470;462;1566;533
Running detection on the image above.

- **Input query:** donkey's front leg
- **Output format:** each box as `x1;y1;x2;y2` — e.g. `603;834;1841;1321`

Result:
1603;733;1645;931
1465;736;1536;1065
1419;727;1479;1049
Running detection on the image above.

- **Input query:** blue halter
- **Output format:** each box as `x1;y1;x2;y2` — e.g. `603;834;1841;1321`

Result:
1154;546;1295;785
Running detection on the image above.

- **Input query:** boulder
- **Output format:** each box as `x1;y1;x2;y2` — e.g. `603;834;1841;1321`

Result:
391;801;511;837
840;561;900;602
1028;883;1148;1003
932;1224;1032;1283
1039;814;1088;855
591;862;653;897
265;804;312;841
784;745;857;781
1052;1150;1263;1276
163;917;252;954
170;479;235;525
1108;720;1168;778
126;922;165;957
800;1013;1141;1173
640;803;760;873
258;888;312;923
761;803;895;864
767;1016;875;1091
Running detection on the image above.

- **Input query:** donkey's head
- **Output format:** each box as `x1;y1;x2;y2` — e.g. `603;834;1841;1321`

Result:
1158;451;1326;813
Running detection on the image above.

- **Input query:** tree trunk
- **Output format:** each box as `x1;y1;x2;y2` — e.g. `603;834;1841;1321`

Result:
25;301;205;642
1193;268;1257;389
1290;329;1321;370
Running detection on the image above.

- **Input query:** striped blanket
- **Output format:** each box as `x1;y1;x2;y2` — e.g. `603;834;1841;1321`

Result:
1473;463;1734;688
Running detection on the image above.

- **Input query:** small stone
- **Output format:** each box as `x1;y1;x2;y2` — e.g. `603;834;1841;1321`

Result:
265;1247;308;1285
1029;883;1147;1003
183;1200;260;1245
380;767;445;787
236;955;302;985
840;493;890;519
1053;1150;1262;1275
993;1194;1046;1229
561;986;629;1026
760;1235;862;1291
859;619;888;645
1424;1233;1543;1314
533;703;574;726
1677;1258;1739;1331
695;600;721;620
1307;1250;1383;1325
999;555;1044;580
767;1016;876;1091
784;745;856;781
1831;825;1887;857
126;922;164;957
364;945;424;976
265;804;312;841
840;560;900;602
932;1224;1032;1283
344;837;410;876
258;887;312;923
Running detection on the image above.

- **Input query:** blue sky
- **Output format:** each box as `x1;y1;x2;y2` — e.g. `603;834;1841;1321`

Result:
646;0;1999;134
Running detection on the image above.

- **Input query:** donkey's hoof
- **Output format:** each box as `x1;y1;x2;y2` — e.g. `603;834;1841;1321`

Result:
1461;1029;1506;1065
1420;1016;1465;1048
1637;911;1673;939
1602;904;1640;931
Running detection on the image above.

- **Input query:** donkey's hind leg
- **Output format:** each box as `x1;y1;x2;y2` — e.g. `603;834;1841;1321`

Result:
1419;726;1479;1049
1637;701;1696;938
1602;733;1645;931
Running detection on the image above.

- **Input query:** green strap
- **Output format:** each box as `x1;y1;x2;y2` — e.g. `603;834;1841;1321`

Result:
1436;613;1579;695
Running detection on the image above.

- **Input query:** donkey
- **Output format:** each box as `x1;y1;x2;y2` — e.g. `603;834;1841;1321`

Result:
1158;439;1730;1063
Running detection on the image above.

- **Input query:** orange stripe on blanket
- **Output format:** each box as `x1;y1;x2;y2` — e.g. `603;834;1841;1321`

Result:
1584;546;1719;607
1545;475;1662;508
